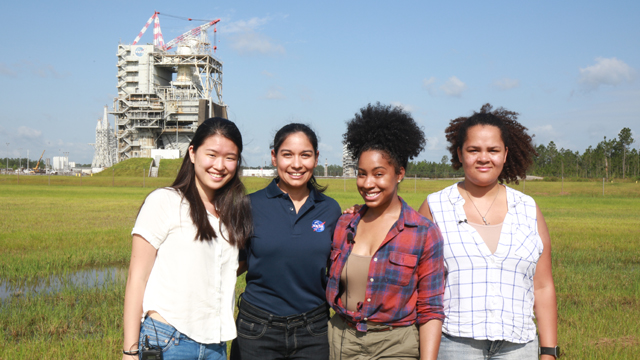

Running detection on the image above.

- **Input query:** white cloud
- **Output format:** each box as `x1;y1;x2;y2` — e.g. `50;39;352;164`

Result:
261;70;275;77
0;61;68;78
493;78;520;90
221;16;286;56
579;57;635;90
318;142;333;152
263;86;286;100
222;17;272;33
422;77;437;96
0;62;17;77
531;125;559;145
17;126;42;139
426;136;440;150
441;76;467;97
230;32;285;55
390;101;415;113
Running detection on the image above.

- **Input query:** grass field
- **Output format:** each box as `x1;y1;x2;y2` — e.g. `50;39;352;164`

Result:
0;176;639;359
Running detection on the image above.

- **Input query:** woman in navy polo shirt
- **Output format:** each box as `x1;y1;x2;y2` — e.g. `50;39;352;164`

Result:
231;123;342;360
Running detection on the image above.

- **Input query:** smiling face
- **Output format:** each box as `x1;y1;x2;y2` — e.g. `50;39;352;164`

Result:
271;131;318;193
457;125;508;187
189;133;239;199
356;150;404;209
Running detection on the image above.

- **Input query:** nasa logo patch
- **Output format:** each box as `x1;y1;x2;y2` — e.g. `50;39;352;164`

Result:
312;220;326;233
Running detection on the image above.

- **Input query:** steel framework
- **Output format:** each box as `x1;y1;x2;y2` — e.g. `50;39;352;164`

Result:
109;14;226;161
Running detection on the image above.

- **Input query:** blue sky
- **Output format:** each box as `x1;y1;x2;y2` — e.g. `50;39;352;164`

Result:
0;0;638;166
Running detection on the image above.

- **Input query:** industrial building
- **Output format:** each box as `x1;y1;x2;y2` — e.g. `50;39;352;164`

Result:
91;106;117;169
106;12;227;162
342;144;356;177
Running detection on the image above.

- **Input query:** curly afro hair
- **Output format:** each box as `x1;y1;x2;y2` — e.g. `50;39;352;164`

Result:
445;103;537;184
344;102;426;173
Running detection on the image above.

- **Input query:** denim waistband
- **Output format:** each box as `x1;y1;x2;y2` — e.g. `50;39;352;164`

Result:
141;316;182;344
238;296;329;328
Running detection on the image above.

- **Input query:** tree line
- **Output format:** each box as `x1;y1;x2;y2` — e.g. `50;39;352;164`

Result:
317;127;638;180
530;127;637;180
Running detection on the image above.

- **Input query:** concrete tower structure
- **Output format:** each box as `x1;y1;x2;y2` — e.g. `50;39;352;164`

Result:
342;144;356;177
110;14;226;162
91;106;117;168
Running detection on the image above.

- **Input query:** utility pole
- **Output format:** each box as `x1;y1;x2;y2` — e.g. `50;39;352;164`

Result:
5;143;8;172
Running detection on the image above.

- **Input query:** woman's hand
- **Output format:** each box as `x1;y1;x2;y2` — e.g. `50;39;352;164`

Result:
343;204;362;214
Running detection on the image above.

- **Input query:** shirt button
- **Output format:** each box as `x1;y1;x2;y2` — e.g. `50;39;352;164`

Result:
367;298;371;302
290;207;294;211
374;258;378;261
364;317;368;321
370;278;374;282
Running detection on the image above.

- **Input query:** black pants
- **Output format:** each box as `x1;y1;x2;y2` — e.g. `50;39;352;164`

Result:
230;297;330;360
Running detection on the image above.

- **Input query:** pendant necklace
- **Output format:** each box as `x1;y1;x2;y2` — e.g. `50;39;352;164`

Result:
463;182;500;225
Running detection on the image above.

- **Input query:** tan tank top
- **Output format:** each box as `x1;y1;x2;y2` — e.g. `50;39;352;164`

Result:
340;253;372;312
469;222;504;254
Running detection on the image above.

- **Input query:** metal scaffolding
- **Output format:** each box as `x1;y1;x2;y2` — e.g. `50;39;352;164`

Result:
109;15;226;162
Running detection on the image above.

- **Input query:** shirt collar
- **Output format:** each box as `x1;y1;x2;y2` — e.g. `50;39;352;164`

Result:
347;196;416;232
265;178;324;203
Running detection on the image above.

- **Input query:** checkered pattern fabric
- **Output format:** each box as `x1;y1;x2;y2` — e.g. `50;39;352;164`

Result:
427;183;543;343
326;197;445;332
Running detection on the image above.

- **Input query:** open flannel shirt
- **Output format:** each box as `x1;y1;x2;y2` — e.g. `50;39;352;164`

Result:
326;197;445;332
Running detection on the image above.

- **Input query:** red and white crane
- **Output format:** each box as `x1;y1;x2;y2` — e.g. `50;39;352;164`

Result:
132;12;220;52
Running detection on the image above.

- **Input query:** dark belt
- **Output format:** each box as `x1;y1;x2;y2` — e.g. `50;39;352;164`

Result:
341;315;394;332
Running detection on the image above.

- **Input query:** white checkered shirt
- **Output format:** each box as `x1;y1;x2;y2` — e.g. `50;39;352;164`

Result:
428;183;542;343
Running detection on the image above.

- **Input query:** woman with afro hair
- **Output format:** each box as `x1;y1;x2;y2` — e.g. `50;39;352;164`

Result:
326;103;445;360
418;104;558;359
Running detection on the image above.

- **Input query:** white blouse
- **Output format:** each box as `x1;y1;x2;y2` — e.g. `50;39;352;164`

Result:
132;188;239;344
428;183;543;343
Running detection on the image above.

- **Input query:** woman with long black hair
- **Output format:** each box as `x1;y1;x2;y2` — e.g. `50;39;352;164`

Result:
121;117;252;360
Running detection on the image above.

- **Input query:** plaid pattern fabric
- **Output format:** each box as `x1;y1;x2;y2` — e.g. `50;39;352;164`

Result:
326;197;445;332
428;183;543;343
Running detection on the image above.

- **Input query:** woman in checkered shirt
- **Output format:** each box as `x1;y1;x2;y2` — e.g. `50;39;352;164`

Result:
418;104;559;360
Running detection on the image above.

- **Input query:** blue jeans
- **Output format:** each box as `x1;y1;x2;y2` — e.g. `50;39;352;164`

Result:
438;333;538;360
230;297;330;360
138;316;226;360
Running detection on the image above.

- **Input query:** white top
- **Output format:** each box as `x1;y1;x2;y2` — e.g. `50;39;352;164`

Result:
132;188;239;344
427;183;543;343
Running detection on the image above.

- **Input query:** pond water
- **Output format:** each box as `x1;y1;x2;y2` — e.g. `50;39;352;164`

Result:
0;266;127;301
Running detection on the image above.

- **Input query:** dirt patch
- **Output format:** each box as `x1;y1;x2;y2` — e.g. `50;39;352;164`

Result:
593;336;639;348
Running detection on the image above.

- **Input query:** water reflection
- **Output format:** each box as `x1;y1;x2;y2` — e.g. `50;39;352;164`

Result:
0;266;127;301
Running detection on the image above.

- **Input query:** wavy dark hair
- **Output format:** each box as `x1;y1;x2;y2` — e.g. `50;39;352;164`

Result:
271;123;327;192
344;102;426;174
171;117;252;248
445;103;537;184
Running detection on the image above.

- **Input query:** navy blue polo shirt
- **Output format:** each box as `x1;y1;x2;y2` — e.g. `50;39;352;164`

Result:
241;179;342;316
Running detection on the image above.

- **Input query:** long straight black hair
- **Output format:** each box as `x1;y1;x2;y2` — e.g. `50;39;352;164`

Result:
171;117;252;248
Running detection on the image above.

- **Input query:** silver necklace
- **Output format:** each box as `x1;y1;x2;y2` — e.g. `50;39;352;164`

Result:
463;182;500;225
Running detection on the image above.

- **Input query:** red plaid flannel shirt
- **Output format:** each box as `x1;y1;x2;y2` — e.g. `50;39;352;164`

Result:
326;197;445;332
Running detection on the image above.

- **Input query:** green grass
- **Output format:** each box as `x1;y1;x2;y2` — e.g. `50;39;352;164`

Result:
1;179;639;359
157;159;183;178
93;158;154;177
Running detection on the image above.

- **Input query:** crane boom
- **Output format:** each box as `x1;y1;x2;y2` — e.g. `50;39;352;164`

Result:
34;150;45;171
164;19;220;50
132;12;165;49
